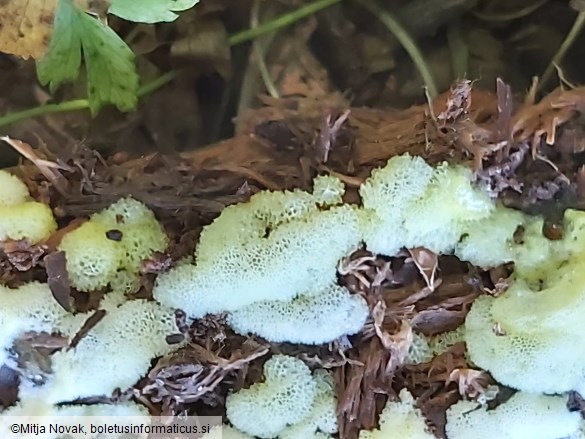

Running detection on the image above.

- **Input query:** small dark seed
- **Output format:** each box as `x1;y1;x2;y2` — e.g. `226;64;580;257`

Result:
165;334;185;345
105;229;123;241
543;221;564;241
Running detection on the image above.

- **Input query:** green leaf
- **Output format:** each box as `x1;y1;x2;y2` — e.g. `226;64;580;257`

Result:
36;0;138;115
109;0;199;23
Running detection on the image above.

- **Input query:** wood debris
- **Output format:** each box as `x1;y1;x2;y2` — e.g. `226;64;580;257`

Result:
4;79;585;438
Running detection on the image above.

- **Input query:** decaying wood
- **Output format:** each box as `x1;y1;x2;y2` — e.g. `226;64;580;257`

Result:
8;88;498;229
8;82;585;439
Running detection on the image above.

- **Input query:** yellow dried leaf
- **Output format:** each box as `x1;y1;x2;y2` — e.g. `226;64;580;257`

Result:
0;0;57;59
0;0;90;60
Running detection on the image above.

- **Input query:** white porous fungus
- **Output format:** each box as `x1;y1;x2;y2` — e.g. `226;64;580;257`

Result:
463;209;585;395
28;300;181;404
445;392;581;439
153;184;363;318
226;355;317;438
0;282;70;367
360;154;434;256
0;170;31;206
227;284;369;344
59;221;124;292
360;155;493;256
279;370;338;439
358;388;434;439
312;174;345;206
0;170;56;243
59;198;168;292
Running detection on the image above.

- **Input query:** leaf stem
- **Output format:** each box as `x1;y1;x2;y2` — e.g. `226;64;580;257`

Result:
539;10;585;91
0;0;342;128
355;0;438;99
228;0;341;45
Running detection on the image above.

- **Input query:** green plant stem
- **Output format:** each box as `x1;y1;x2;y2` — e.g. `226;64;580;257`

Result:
0;99;89;127
228;0;341;45
136;70;179;97
472;0;548;22
355;0;438;99
0;0;342;128
539;10;585;91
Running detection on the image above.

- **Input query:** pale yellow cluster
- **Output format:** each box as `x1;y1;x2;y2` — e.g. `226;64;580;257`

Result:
0;170;56;243
4;153;585;438
59;197;168;291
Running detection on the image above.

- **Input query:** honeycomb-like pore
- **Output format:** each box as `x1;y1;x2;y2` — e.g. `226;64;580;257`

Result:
98;269;141;310
359;155;433;256
226;355;317;438
91;197;168;273
406;329;466;366
110;269;141;296
457;207;585;285
280;370;338;439
465;292;585;394
0;170;30;206
431;163;493;216
405;333;433;365
59;198;167;292
227;284;369;344
34;300;181;404
312;174;345;206
427;327;465;356
0;282;70;367
401;164;493;253
117;220;168;272
0;202;57;243
445;392;581;439
195;189;318;262
360;154;434;220
509;218;557;282
358;389;434;439
154;204;363;318
359;155;494;256
454;204;524;268
59;221;123;292
92;197;157;226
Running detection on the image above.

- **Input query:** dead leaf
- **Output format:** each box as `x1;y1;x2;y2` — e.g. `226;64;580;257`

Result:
0;0;56;59
68;309;106;350
45;251;71;311
0;239;46;272
446;368;490;400
407;247;439;291
410;307;467;335
1;136;70;196
512;86;585;155
0;366;19;408
338;254;377;289
141;342;268;415
316;110;350;164
437;80;473;125
372;301;413;372
12;332;68;382
0;0;89;60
